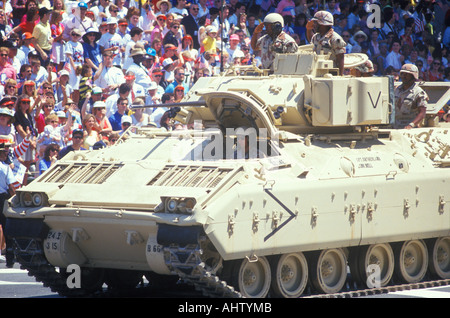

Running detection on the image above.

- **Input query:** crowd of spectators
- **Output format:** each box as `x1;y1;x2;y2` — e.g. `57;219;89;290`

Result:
0;0;448;186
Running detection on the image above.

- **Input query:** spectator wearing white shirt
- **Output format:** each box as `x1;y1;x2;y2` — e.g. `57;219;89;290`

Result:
93;51;125;95
169;0;189;17
98;17;124;67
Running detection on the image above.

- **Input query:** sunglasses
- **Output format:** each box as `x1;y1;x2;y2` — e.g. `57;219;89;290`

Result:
0;54;7;57
71;33;81;37
73;135;83;139
21;101;30;104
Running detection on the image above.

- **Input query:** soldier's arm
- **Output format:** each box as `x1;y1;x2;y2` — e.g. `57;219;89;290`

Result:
251;23;265;51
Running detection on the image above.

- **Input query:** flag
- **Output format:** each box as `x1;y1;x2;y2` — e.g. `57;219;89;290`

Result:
414;13;425;33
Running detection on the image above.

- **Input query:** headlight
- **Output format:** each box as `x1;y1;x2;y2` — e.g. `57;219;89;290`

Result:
22;192;33;207
167;198;178;213
20;192;47;207
160;197;197;214
32;193;43;207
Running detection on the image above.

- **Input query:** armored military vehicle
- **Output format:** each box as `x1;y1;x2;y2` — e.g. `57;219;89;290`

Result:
4;48;450;298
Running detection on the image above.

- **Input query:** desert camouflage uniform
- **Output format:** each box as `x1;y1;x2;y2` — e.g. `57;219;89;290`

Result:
394;82;429;128
310;29;346;66
257;31;298;70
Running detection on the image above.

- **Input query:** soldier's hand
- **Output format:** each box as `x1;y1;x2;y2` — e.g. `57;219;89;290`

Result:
254;23;264;34
306;20;315;30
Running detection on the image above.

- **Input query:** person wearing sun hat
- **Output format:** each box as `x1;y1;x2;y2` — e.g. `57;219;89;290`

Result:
0;108;16;143
82;26;102;71
156;0;172;15
306;10;346;75
394;64;429;129
127;43;154;90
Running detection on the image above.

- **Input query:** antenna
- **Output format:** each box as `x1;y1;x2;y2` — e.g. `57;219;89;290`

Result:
220;2;224;73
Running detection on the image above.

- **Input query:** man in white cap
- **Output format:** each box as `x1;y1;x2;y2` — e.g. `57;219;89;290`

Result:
306;10;346;75
394;63;429;129
98;17;124;67
250;12;298;71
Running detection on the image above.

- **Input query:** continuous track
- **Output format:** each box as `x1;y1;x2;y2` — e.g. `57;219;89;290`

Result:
11;238;450;298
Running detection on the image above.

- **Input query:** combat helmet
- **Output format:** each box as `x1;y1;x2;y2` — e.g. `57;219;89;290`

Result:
263;13;284;27
400;63;419;80
312;10;334;26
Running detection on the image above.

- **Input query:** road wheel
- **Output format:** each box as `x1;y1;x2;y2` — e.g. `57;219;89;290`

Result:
427;237;450;279
394;240;428;283
349;244;394;288
309;248;347;294
270;253;308;298
228;257;271;298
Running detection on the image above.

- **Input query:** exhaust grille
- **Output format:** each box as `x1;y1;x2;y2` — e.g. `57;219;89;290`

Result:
40;163;122;184
147;165;233;188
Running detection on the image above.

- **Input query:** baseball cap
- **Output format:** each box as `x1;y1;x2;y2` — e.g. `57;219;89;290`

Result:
230;34;239;41
121;115;132;125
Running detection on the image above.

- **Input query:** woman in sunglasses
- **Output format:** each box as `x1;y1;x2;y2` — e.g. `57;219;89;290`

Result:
3;79;18;98
426;58;444;82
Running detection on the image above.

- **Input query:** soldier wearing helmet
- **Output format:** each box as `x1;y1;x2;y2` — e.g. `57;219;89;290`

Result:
250;13;298;71
306;11;346;75
394;63;429;129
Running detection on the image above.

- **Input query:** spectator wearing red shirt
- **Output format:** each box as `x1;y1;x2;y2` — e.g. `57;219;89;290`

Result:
8;6;39;36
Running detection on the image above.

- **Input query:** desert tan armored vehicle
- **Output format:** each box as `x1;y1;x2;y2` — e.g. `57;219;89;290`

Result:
4;48;450;298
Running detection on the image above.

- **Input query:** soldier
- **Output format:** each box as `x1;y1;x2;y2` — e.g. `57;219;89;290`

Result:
250;13;298;72
0;142;17;267
306;10;346;75
394;64;429;129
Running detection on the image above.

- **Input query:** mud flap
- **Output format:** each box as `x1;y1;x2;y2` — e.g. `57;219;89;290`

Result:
5;218;49;240
157;224;203;247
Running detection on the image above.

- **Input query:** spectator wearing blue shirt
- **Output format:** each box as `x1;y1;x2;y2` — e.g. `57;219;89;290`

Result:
109;97;129;132
82;27;102;73
39;143;60;175
165;67;189;94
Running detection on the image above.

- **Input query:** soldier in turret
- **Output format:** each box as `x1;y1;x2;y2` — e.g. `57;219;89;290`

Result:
394;64;429;129
250;13;298;72
306;10;346;75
